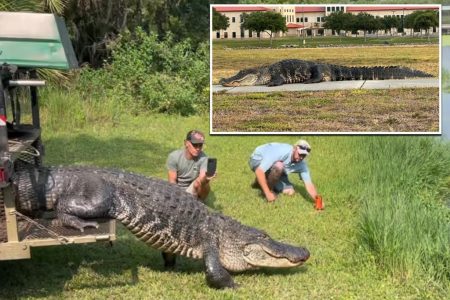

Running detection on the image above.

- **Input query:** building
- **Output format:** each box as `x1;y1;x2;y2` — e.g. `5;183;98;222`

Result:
212;5;439;39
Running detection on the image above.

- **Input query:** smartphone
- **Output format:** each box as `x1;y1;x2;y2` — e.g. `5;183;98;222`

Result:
206;158;217;177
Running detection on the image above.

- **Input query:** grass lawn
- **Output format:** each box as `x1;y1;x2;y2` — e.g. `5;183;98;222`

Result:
0;105;448;299
212;88;439;133
211;45;439;133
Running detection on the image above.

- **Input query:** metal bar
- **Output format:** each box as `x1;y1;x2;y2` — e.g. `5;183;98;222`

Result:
8;80;45;87
3;186;19;242
29;70;40;129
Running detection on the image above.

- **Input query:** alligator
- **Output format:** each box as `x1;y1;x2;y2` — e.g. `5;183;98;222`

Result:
13;161;310;289
219;59;433;86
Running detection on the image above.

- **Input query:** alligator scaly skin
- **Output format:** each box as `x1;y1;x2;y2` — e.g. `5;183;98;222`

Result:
13;162;310;289
219;59;433;86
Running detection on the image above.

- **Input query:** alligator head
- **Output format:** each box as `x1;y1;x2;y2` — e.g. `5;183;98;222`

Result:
219;66;271;86
219;223;310;272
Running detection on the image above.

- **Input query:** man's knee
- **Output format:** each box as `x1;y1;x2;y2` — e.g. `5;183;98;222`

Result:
282;188;295;196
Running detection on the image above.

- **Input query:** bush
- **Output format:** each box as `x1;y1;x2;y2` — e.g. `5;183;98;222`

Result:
76;28;209;116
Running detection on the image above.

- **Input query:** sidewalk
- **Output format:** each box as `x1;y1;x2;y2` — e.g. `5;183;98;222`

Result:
212;78;439;94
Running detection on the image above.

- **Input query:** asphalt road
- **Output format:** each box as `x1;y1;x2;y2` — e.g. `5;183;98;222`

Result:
212;78;439;94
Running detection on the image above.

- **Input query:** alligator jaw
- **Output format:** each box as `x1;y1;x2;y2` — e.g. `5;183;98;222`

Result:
243;243;310;268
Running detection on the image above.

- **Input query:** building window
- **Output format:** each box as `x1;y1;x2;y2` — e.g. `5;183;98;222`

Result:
249;31;252;38
216;32;220;38
240;14;243;22
317;17;321;22
296;17;300;22
232;32;236;38
256;32;260;38
241;30;244;38
305;17;308;22
232;17;235;23
224;32;228;38
327;7;330;12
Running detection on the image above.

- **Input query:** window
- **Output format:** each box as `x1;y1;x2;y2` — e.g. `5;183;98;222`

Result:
317;17;321;22
216;32;220;38
249;31;252;37
256;32;260;38
296;17;300;22
232;32;236;38
232;17;235;23
305;17;308;22
327;7;330;12
224;32;228;38
240;15;243;22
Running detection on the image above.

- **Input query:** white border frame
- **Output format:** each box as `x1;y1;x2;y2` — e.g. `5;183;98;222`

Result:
209;4;442;136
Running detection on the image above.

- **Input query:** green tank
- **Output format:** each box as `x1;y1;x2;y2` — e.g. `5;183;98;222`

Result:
0;12;78;69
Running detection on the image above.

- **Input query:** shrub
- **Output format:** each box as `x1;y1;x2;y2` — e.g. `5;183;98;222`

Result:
76;28;209;116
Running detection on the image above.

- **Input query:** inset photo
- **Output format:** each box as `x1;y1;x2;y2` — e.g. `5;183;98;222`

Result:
210;4;441;134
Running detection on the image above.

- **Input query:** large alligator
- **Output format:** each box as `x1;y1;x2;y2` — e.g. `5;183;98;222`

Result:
13;161;310;289
219;59;433;86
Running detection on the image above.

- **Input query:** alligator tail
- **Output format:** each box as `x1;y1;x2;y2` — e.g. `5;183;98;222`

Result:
348;66;433;80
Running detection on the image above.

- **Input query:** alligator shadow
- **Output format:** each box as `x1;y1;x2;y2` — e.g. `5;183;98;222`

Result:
0;223;309;298
0;229;206;298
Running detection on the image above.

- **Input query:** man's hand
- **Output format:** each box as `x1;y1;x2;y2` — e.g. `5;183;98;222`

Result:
265;191;276;203
315;195;324;210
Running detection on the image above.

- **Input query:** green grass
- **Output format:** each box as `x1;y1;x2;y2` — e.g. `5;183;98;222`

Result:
213;35;439;50
0;88;448;299
212;89;439;133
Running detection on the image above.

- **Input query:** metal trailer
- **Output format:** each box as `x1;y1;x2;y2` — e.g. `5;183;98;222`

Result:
0;12;115;261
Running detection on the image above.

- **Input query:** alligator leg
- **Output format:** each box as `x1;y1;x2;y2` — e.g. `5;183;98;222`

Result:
162;252;177;268
303;65;324;84
267;75;285;86
57;212;99;232
204;245;236;289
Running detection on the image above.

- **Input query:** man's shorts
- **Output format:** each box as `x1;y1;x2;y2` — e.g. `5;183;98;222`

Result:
249;157;293;193
185;181;197;196
273;172;294;193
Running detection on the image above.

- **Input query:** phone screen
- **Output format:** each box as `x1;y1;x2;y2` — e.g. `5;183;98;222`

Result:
206;158;217;177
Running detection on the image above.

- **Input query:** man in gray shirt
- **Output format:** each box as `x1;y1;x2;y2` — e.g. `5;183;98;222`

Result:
166;129;214;201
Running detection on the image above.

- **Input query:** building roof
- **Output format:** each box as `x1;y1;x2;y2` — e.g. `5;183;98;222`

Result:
287;23;304;28
346;6;439;12
295;7;326;13
213;6;271;13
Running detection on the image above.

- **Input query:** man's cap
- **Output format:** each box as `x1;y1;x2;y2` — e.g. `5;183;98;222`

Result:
186;130;205;144
295;139;311;156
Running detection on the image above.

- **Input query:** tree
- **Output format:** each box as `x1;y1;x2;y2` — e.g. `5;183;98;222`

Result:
404;10;438;38
241;11;287;47
354;13;379;41
382;15;400;36
212;8;229;31
323;11;354;40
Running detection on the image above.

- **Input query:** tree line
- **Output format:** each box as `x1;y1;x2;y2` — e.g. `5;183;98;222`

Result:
213;9;439;42
324;10;439;39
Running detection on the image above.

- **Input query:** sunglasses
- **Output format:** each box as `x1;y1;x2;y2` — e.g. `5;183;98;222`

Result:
190;142;204;149
298;145;311;153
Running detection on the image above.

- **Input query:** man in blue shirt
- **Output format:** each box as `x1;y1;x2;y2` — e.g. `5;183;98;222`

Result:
248;139;320;203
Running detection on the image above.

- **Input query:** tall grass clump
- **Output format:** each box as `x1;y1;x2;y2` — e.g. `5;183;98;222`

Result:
77;28;209;116
38;87;121;131
353;137;450;285
443;69;450;92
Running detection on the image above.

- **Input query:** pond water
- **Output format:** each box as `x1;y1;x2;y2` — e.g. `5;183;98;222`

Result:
443;46;449;139
443;93;449;139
